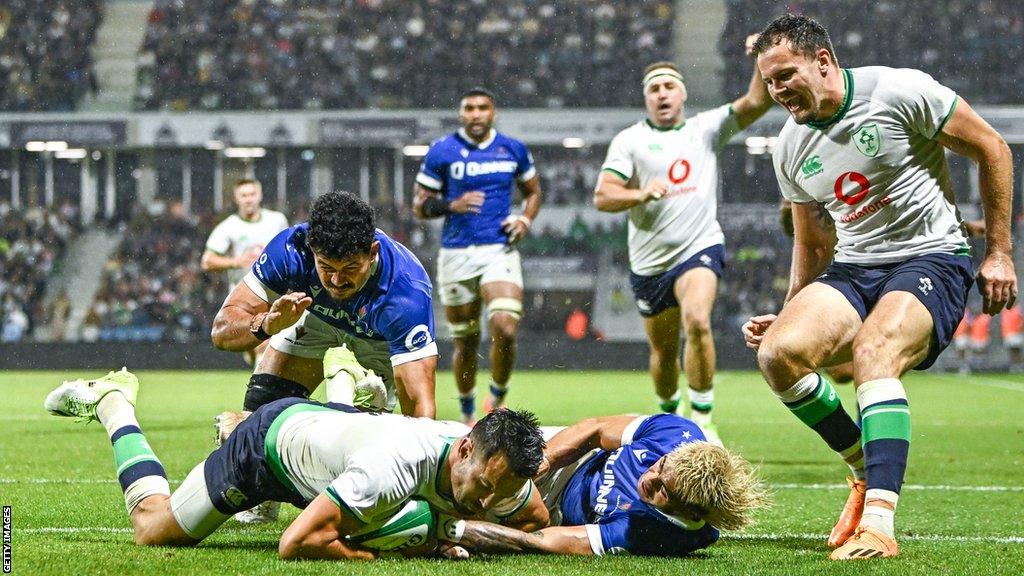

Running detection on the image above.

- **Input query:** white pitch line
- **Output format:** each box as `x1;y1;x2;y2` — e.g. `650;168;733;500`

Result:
19;527;1024;544
730;532;1024;544
771;483;1024;492
933;373;1024;393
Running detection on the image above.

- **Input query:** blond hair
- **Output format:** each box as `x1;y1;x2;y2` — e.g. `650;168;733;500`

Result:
663;442;771;531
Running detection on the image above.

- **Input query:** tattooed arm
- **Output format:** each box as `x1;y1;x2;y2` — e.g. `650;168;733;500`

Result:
457;521;593;555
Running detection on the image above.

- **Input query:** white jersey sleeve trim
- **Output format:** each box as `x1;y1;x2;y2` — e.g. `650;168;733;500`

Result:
620;416;648;445
416;172;443;190
517;166;537;182
585;524;606;555
390;341;439;367
242;271;279;303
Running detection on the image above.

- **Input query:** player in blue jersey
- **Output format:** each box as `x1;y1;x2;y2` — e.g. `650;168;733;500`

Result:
413;87;543;425
211;191;438;420
443;413;768;557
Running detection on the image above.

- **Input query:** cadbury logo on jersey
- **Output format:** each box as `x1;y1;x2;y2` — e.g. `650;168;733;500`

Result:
448;160;518;180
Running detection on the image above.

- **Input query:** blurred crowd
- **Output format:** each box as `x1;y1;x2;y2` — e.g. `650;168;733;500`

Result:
0;0;102;111
135;0;674;111
722;0;1024;104
0;202;80;342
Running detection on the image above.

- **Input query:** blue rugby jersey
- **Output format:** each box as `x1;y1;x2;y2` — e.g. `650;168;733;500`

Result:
560;414;721;556
416;129;535;248
243;224;436;364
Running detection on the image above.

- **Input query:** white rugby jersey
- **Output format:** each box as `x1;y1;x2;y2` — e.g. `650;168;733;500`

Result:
205;209;289;283
601;105;740;276
268;406;532;524
773;66;969;265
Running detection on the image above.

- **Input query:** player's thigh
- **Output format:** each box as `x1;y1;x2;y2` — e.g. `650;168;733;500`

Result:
854;290;934;379
673;267;718;329
761;282;862;370
257;345;325;391
643;305;682;357
445;299;482;325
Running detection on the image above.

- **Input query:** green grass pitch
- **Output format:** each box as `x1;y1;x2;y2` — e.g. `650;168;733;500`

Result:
3;369;1023;575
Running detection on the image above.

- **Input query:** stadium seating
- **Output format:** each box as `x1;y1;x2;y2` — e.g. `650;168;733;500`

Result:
135;0;675;110
0;0;103;111
0;202;80;341
722;0;1024;104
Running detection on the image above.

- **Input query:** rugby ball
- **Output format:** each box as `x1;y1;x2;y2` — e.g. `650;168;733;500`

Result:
346;498;435;551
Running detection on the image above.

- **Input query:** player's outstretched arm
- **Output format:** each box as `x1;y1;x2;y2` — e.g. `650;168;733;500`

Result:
540;414;637;475
936;98;1017;314
784;201;836;303
593;171;665;212
731;33;774;129
211;282;311;351
457;521;593;555
201;249;242;273
279;494;377;561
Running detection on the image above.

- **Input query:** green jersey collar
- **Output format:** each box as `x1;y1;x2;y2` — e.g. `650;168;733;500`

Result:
645;118;686;132
807;68;854;130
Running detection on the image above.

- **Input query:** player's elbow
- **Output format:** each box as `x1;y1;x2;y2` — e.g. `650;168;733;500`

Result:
209;318;232;350
593;188;613;212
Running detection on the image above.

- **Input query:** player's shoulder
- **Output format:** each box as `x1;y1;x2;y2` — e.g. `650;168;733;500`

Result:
609;120;651;147
428;133;461;152
852;66;947;102
376;229;430;283
494;130;528;149
262;208;289;222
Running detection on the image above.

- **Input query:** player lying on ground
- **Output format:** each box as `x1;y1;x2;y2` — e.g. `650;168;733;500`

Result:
440;413;768;556
743;14;1016;560
44;369;547;560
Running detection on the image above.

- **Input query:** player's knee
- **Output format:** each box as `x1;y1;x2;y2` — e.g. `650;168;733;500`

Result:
488;313;519;342
756;335;806;386
449;318;481;340
243;373;311;411
682;307;712;338
851;333;890;368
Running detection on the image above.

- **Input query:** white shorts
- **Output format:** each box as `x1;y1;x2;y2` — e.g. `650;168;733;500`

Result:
170;463;230;541
269;311;399;410
1004;333;1024;348
437;244;523;306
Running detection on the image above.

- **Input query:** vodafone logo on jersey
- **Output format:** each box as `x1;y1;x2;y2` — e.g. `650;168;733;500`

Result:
833;171;870;205
668;159;691;184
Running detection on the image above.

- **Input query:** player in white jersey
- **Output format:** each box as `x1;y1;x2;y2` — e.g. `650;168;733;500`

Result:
594;36;773;441
201;179;289;365
743;14;1017;560
43;369;547;560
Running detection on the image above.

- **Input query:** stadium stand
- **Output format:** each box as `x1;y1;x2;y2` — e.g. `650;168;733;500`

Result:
135;0;675;111
721;0;1024;104
0;202;80;342
0;0;103;111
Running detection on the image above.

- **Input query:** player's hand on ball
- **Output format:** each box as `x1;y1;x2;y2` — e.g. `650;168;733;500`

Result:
450;191;486;214
265;292;313;334
641;180;669;202
977;251;1018;314
742;314;777;350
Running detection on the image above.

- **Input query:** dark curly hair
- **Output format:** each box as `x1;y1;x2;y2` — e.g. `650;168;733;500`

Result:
751;13;838;66
306;191;375;259
470;408;545;479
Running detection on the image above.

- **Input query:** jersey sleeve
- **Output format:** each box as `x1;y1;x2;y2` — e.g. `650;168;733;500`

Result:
243;228;295;302
886;69;958;139
600;129;635;182
204;219;232;256
627;413;706;449
514;141;537;182
378;278;438;366
324;457;414;525
588;511;720;556
416;140;447;191
702;104;743;152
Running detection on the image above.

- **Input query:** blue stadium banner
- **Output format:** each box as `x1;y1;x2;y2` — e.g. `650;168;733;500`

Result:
10;121;127;147
319;118;417;145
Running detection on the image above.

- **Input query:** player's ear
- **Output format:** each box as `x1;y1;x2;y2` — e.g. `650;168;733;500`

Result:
816;48;832;75
456;436;474;461
369;241;380;259
680;83;688;104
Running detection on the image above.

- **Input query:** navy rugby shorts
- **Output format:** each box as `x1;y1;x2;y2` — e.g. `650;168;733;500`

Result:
629;244;725;318
815;252;974;370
